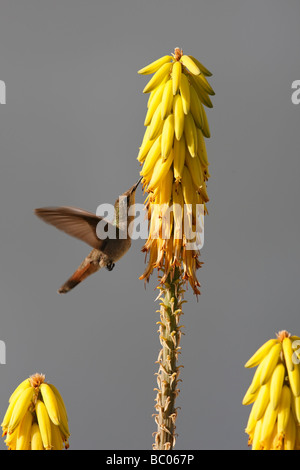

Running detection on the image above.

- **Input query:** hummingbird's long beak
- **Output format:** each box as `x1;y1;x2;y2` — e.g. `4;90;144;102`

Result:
132;176;142;191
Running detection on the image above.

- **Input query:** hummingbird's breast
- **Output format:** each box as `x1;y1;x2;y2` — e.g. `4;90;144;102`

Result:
103;237;132;262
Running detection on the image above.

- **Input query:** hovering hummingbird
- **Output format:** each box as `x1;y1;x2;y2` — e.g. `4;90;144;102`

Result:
35;177;142;294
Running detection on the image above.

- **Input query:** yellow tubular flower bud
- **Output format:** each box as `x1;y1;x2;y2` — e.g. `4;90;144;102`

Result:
252;382;271;421
293;395;300;424
138;55;173;75
190;85;204;129
172;60;182;95
160;207;173;242
295;425;300;450
263;426;277;450
159;169;173;205
161;80;174;120
242;386;259;407
249;355;268;395
179;73;191;115
189;74;214;109
181;166;196;207
143;62;172;94
50;421;64;450
161;114;175;161
252;419;263;450
146;74;171;106
5;426;18;450
274;432;284;450
172;182;184;240
184;112;198;157
173;135;186;183
199;102;211;138
259;343;282;385
185;150;205;190
35;400;52;450
282;337;295;372
287;363;300;398
144;82;165;126
290;336;300;343
31;422;44;450
140;135;162;177
284;414;296;450
245;339;279;369
196;72;215;96
8;387;35;434
148;203;161;240
1;399;18;431
245;403;257;436
147;150;174;192
40;383;61;426
260;402;278;445
188;55;213;77
137;126;154;163
173;94;185;141
270;363;286;410
47;384;70;439
148;102;164;141
8;379;31;404
16;411;33;450
277;385;291;434
197;128;210;168
180;55;200;75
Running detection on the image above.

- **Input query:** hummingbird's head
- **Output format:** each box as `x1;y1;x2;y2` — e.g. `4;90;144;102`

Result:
123;176;142;207
114;177;142;228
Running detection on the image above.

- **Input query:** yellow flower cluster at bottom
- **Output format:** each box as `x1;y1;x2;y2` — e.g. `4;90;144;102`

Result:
243;331;300;450
1;373;70;450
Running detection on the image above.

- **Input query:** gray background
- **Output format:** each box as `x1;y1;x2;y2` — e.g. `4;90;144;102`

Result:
0;0;299;450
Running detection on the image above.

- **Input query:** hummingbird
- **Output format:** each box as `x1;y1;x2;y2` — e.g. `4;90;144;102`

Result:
35;177;142;294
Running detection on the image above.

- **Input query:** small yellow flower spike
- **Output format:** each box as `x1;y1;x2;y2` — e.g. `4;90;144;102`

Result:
137;47;214;295
243;331;300;450
1;373;70;450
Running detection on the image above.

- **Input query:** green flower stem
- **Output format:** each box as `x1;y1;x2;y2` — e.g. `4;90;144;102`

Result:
153;267;185;450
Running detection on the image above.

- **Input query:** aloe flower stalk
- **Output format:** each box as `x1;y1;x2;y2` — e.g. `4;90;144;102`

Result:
152;268;185;449
137;48;214;449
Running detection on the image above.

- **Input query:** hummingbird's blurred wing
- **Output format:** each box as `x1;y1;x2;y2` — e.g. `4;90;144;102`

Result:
35;206;114;250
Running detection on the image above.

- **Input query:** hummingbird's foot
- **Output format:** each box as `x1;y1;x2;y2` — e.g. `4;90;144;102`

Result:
106;262;115;272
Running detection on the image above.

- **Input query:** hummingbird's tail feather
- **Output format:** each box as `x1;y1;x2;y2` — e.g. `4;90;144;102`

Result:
58;261;99;294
